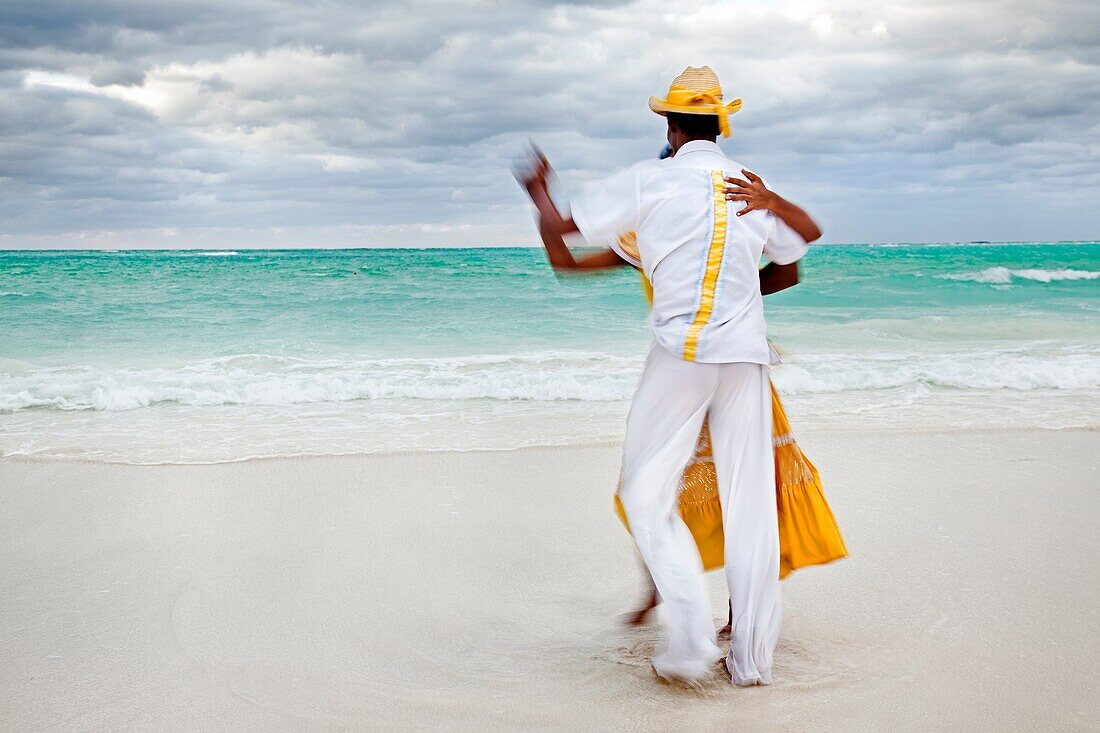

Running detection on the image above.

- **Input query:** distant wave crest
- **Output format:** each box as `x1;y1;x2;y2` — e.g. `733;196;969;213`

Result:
773;352;1100;394
940;267;1100;284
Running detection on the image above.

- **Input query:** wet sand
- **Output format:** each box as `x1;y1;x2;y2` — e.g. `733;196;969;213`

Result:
2;430;1098;731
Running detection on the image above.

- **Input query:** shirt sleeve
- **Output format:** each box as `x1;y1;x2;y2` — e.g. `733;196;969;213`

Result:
569;166;642;245
609;232;643;269
763;215;808;265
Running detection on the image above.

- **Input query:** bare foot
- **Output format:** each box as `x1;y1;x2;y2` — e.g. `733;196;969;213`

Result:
652;665;705;692
717;657;769;687
624;588;659;627
625;605;653;626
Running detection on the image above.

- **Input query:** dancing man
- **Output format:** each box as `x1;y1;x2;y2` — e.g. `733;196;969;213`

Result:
518;66;814;686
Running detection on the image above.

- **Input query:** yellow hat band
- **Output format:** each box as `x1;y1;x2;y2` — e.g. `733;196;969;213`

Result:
650;85;743;137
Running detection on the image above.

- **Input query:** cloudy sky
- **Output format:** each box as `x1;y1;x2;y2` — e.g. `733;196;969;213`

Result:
1;0;1097;248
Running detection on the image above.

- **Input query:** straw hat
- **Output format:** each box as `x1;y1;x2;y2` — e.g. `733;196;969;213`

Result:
648;66;742;137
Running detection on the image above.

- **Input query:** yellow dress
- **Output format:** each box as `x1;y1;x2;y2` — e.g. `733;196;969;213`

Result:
613;241;847;578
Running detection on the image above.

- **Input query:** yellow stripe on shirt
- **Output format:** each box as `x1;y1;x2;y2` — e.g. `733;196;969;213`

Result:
683;170;729;361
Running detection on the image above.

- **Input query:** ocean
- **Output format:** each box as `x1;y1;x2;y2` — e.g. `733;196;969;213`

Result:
2;243;1098;463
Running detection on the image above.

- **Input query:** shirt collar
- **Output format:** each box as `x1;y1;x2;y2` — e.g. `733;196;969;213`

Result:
676;140;722;156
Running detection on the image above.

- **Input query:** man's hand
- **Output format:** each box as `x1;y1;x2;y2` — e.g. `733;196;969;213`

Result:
723;169;778;217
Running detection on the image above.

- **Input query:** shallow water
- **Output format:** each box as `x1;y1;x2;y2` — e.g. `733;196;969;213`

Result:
2;243;1098;462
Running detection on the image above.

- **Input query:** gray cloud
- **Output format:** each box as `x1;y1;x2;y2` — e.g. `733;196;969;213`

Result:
0;0;1098;247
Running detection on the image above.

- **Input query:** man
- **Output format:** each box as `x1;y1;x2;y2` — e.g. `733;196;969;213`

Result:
519;66;815;686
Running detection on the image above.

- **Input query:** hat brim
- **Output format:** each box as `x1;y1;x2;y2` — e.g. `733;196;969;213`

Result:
648;96;743;117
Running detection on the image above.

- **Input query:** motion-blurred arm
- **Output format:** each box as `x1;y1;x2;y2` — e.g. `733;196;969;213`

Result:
517;148;580;239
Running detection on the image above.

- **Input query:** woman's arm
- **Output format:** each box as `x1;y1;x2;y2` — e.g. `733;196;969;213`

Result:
724;170;822;243
759;261;799;295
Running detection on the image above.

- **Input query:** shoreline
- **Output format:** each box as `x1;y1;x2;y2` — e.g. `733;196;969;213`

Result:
2;428;1098;730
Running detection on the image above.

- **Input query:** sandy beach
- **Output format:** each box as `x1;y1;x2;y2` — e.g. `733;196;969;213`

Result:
2;429;1098;731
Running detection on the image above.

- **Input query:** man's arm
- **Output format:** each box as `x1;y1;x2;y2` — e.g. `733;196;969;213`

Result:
724;170;822;243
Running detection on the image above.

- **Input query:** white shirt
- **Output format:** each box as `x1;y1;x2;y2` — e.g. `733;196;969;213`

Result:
570;140;808;364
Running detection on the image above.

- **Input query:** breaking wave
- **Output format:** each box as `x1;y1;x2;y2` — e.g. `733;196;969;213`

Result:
0;352;641;412
3;348;1099;414
940;267;1100;284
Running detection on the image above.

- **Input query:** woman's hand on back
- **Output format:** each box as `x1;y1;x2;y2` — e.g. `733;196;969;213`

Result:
723;170;778;217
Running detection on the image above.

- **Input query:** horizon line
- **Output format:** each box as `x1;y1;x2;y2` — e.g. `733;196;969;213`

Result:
2;240;1099;253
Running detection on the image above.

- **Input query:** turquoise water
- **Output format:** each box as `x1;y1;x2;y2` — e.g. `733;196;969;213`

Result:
2;244;1098;462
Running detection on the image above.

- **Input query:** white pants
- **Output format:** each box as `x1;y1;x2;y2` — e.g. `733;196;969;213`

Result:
619;345;780;685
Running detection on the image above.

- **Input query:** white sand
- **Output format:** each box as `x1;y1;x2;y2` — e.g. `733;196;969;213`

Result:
2;430;1098;731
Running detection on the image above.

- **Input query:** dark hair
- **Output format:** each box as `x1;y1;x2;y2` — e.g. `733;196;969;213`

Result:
666;111;719;139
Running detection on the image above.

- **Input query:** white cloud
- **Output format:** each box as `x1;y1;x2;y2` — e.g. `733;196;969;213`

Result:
810;13;835;38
